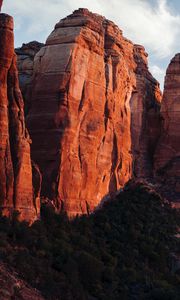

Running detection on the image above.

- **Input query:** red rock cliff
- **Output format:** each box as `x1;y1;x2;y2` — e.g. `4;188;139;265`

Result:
154;54;180;201
26;9;161;216
0;14;39;221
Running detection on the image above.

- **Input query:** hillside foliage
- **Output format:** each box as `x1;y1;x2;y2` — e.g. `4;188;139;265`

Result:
0;183;179;299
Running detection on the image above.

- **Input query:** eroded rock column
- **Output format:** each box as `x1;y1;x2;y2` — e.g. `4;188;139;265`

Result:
0;13;39;221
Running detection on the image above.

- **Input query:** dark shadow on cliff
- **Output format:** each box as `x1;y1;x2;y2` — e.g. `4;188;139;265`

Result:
130;45;162;180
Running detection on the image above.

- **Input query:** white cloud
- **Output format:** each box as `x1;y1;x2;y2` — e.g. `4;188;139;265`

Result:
3;0;180;58
2;0;180;88
106;0;180;59
149;65;166;88
150;65;165;76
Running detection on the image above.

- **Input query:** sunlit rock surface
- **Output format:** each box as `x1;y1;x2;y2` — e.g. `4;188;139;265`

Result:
26;9;161;216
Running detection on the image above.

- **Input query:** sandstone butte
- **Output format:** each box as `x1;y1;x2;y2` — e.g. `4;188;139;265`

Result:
154;54;180;203
24;8;162;217
0;13;40;222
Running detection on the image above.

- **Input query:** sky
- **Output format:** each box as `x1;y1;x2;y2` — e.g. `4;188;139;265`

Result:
2;0;180;89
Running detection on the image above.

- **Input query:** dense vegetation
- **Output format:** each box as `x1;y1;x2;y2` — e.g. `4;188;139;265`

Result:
0;182;179;299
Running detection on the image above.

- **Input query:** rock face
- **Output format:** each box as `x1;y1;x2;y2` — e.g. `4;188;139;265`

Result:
15;41;44;115
154;54;180;201
131;45;161;178
26;9;161;216
0;14;39;222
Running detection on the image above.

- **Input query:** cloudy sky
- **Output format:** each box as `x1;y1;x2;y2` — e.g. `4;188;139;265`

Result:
2;0;180;89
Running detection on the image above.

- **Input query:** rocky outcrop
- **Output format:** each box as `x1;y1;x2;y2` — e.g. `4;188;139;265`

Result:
154;54;180;201
15;41;44;115
0;13;39;222
0;262;44;300
131;45;161;178
26;8;161;216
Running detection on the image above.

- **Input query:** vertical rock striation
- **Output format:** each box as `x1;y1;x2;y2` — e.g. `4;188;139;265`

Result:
0;13;39;221
154;54;180;201
26;9;161;216
26;9;135;215
131;45;162;178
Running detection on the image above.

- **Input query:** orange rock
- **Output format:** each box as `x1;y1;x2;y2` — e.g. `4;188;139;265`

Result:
0;13;39;222
26;9;161;216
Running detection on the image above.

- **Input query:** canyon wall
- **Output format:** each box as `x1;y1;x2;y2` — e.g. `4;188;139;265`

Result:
154;54;180;202
25;9;161;216
0;13;39;221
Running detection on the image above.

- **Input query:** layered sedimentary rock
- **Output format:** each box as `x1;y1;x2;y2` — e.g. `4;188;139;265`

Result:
26;9;161;216
154;54;180;201
0;13;39;221
131;45;161;178
15;41;44;115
